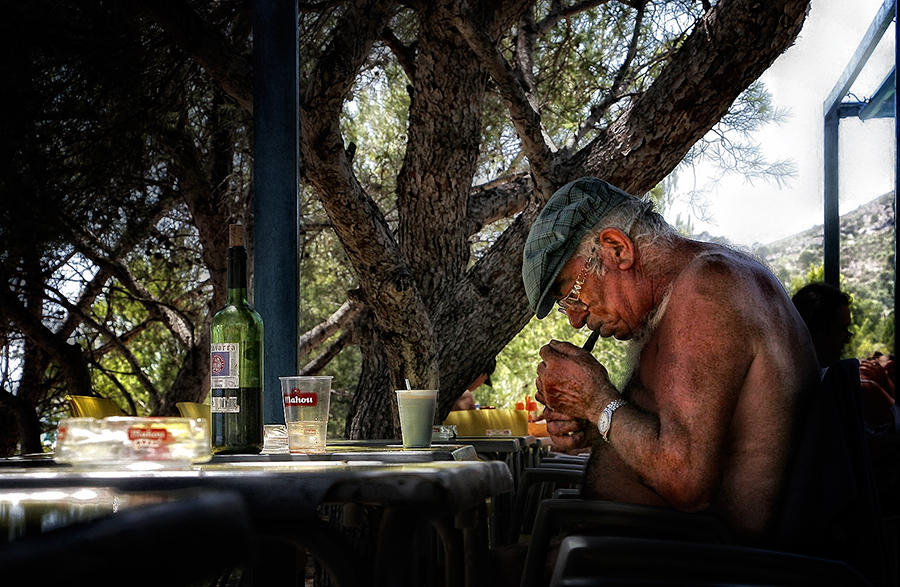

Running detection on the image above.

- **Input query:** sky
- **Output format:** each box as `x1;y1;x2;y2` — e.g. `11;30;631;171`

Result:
667;0;897;247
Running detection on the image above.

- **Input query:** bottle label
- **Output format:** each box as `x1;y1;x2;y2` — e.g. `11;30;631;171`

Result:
210;396;241;414
210;343;240;389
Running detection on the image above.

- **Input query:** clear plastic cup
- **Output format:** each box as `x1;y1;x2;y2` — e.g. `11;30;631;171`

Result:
279;376;332;453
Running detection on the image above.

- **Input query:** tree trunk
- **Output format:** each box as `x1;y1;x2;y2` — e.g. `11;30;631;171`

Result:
345;0;811;437
347;310;400;439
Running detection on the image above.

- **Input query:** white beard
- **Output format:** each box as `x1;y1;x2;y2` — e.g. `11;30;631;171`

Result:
623;286;673;384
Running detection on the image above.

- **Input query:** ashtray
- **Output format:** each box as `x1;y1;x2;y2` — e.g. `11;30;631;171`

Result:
55;417;211;467
431;425;458;441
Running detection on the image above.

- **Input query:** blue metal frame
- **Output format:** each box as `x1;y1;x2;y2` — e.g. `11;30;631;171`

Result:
252;1;300;424
822;0;896;355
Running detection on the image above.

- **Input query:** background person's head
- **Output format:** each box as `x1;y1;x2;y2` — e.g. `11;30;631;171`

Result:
468;356;496;391
791;282;853;368
452;356;497;411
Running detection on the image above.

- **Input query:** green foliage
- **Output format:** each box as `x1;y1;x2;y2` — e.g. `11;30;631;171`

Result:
680;80;796;192
478;2;705;179
343;59;410;200
76;218;210;416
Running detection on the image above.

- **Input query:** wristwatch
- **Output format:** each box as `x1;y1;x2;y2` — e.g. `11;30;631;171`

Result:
598;398;627;443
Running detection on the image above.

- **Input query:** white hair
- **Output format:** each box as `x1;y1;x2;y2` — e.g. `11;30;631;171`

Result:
574;197;677;275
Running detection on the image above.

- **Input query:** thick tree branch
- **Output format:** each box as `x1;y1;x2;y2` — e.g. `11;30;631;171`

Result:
514;9;538;95
0;283;92;396
299;300;361;362
301;328;354;376
467;173;532;230
448;3;558;193
381;27;416;81
301;0;440;389
131;0;254;112
537;0;612;35
562;0;811;194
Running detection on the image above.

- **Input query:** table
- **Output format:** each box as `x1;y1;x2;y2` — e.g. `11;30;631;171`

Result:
0;454;513;587
330;436;544;546
255;442;478;462
440;436;545;544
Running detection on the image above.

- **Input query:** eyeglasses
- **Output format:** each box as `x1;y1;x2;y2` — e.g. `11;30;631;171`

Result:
557;257;595;314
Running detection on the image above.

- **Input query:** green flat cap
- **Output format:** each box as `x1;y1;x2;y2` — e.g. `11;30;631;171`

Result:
522;177;632;318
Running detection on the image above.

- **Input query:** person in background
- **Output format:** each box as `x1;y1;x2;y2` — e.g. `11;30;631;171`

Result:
863;350;900;518
859;351;898;433
862;351;895;398
452;357;496;411
790;282;899;432
790;282;853;371
520;177;819;543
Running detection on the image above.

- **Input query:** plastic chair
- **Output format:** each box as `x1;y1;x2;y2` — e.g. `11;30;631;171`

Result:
176;401;211;421
549;535;873;587
65;395;124;418
507;465;585;545
0;489;253;587
520;499;739;587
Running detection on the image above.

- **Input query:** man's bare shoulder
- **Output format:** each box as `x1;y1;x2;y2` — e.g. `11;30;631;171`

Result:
673;243;779;300
658;242;793;342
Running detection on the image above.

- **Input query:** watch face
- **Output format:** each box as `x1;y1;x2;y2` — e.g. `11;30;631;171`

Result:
599;410;611;434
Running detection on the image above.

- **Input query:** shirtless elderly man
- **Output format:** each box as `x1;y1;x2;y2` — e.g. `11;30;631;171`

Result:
522;177;820;543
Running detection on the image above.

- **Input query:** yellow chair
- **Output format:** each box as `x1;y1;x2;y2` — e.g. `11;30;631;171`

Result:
176;402;210;421
65;395;124;418
443;408;528;436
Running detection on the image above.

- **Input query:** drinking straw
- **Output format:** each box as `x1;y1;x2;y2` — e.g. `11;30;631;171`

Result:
405;379;412;390
583;329;600;352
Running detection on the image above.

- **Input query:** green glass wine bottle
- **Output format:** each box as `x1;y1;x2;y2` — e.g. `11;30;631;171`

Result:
209;224;264;454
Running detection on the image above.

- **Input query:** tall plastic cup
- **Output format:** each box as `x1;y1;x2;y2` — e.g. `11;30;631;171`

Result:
279;376;332;453
396;389;437;448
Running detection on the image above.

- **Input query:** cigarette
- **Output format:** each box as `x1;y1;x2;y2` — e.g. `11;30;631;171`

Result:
583;329;600;352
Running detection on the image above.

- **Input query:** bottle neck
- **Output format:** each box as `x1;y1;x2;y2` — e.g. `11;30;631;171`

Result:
226;246;249;304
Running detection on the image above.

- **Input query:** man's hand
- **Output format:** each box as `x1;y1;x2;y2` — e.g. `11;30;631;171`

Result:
861;359;893;395
535;339;611;424
541;405;599;452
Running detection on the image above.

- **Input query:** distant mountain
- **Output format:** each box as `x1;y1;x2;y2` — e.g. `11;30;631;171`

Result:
748;191;895;305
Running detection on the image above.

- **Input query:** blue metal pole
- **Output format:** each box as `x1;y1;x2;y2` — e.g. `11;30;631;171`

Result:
894;3;898;357
252;1;299;424
823;109;840;287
